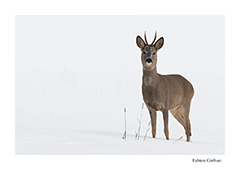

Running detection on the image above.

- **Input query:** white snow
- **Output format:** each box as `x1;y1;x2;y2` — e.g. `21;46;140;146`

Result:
15;16;224;155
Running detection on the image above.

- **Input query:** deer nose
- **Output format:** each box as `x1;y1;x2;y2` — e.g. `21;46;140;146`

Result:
146;58;153;65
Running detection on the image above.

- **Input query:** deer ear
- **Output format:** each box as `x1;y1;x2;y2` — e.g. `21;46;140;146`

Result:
136;36;145;50
154;37;164;50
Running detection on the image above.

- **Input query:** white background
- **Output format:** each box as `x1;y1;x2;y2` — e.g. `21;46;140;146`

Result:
15;15;225;155
1;0;239;169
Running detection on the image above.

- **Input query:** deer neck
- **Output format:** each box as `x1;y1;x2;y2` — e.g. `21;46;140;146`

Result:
142;66;159;86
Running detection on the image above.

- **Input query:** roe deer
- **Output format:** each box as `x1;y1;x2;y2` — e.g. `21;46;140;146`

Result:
136;31;194;142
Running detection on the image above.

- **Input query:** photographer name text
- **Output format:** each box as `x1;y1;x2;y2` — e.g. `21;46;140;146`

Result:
192;158;222;163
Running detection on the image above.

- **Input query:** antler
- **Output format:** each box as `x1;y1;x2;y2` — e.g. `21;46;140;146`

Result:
144;31;157;46
151;31;157;45
144;31;149;45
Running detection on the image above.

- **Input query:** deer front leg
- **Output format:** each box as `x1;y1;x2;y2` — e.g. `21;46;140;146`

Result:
148;108;157;138
162;109;169;140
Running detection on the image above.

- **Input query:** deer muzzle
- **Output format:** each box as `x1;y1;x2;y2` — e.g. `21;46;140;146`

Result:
146;58;153;65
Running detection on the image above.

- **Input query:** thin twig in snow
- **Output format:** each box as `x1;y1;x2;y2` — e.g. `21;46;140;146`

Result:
135;103;144;140
122;107;127;140
143;121;151;141
172;136;183;145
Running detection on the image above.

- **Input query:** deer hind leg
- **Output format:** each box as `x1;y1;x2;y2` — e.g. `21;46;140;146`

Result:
148;108;157;138
170;104;191;142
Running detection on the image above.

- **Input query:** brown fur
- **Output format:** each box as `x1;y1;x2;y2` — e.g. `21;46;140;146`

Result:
136;32;194;142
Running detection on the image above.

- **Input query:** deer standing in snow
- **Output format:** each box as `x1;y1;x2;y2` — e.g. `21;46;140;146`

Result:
136;31;194;142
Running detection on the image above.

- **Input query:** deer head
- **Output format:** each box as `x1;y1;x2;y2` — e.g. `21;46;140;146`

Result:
136;31;164;70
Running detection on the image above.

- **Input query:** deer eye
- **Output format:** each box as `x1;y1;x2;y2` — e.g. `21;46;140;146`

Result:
143;52;146;54
153;52;156;55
